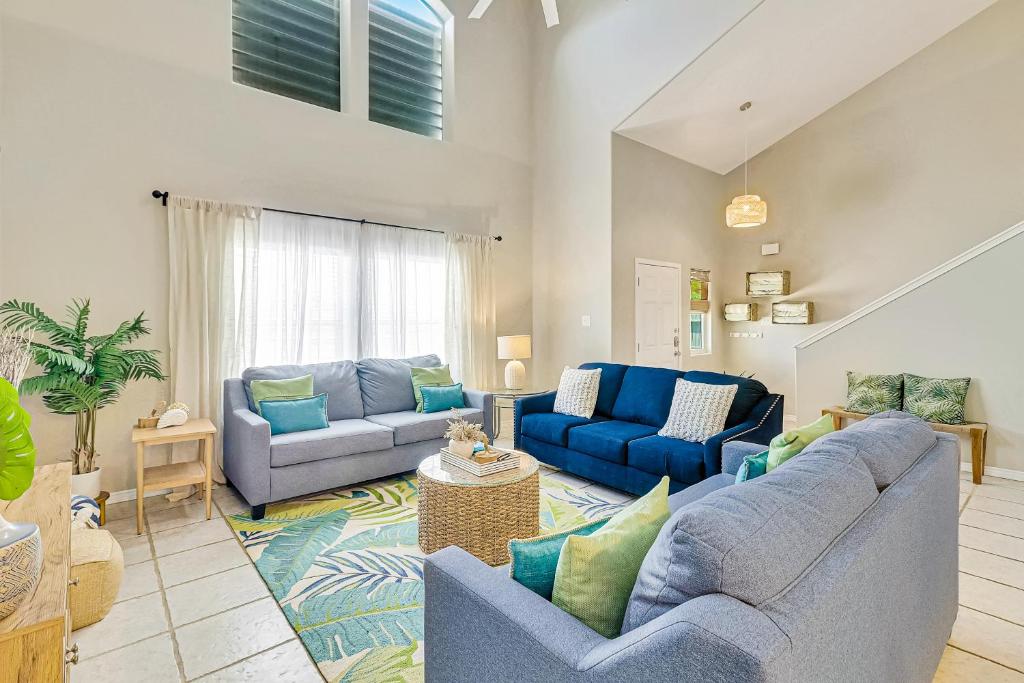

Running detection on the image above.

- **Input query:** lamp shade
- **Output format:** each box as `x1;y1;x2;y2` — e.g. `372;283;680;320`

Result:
726;194;767;228
497;335;532;360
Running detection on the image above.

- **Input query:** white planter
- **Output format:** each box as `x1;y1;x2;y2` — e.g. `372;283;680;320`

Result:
448;439;475;459
71;467;102;499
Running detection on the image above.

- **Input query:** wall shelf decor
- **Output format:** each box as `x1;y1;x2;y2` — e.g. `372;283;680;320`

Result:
772;301;814;324
746;271;791;297
724;303;759;322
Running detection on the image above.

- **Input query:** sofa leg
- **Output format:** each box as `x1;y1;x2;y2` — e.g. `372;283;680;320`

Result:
251;504;266;520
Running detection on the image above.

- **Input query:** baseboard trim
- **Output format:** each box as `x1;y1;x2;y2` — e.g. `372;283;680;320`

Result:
961;463;1024;482
108;487;173;504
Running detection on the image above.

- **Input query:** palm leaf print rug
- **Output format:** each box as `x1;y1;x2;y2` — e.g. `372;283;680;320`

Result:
226;472;627;682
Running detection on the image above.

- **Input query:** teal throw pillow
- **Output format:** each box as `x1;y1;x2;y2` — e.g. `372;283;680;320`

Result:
508;518;609;599
259;393;329;435
421;383;465;413
735;450;769;483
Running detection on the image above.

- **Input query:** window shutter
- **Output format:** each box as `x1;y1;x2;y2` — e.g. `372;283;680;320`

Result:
232;0;342;111
368;0;444;139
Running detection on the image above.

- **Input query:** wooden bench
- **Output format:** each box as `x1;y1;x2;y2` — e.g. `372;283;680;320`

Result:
821;406;988;484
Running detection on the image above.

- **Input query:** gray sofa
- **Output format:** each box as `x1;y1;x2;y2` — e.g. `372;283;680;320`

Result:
424;411;958;682
223;354;493;519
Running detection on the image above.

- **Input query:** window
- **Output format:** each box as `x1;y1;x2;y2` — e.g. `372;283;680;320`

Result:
690;269;711;355
368;0;445;138
232;0;342;111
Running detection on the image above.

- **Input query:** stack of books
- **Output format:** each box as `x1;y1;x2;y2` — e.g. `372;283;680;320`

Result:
440;447;520;477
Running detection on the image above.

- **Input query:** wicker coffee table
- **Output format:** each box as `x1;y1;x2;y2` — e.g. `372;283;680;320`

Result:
417;452;540;566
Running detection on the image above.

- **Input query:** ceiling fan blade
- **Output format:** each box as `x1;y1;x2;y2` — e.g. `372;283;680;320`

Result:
468;0;496;19
540;0;559;27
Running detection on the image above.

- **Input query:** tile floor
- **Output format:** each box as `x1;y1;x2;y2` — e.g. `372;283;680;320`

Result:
71;434;1024;681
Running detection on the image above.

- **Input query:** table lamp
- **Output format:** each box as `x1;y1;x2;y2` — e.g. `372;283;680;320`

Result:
497;335;531;390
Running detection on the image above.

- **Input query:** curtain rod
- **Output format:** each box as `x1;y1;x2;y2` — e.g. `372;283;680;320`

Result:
150;190;502;241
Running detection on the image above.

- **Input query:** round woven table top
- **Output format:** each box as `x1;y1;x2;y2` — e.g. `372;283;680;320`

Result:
417;452;539;489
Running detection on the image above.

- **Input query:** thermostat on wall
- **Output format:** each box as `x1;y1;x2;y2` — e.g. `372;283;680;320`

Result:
761;242;780;256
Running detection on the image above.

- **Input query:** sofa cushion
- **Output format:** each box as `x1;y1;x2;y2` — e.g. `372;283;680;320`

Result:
610;366;685;427
622;442;878;633
579;362;629;417
682;371;768;428
243;361;364;421
356;354;442;416
568;420;659;465
627;435;705;484
365;407;483;446
269;418;394;467
810;410;937;488
520;413;607;447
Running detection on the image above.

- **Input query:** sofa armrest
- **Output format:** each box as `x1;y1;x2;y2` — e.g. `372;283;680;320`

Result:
703;393;784;475
463;389;495;440
721;441;768;475
424;546;791;682
513;391;557;449
223;379;272;507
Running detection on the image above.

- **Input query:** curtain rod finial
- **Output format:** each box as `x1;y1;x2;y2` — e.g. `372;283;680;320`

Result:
494;235;502;242
151;190;169;206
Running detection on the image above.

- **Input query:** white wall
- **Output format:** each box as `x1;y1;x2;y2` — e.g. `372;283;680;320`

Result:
0;0;535;493
796;229;1024;472
718;0;1024;411
610;135;727;371
530;0;760;384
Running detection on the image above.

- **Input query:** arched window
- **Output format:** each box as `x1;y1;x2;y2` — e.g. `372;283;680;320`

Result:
368;0;447;139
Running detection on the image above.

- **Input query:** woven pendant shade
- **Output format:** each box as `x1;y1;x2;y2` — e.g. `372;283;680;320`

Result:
726;194;767;228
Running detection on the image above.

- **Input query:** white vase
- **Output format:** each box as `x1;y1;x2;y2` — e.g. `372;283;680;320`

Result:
71;466;102;499
448;439;474;458
0;511;43;620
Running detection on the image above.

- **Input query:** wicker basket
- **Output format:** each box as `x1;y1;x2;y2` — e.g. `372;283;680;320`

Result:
69;528;124;630
417;456;540;566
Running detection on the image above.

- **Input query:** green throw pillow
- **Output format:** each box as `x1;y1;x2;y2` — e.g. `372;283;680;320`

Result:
846;371;903;415
551;477;670;638
508;517;609;599
411;365;454;412
766;413;835;471
735;450;769;483
902;373;971;425
250;375;314;416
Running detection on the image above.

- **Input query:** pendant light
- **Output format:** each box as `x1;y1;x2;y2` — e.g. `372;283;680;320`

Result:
726;101;767;228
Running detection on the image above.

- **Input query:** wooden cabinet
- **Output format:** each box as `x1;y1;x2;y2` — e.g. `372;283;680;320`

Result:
0;463;74;683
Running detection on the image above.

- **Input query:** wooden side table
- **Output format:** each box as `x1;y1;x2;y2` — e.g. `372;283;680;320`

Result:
821;406;988;484
131;418;217;535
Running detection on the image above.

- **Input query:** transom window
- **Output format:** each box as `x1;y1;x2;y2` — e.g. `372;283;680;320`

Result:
231;0;342;111
368;0;445;139
690;269;711;355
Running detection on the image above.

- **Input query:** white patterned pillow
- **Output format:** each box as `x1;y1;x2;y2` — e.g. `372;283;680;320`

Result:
659;379;738;443
553;366;602;419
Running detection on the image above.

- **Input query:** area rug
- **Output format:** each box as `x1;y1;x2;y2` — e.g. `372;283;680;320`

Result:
226;472;627;682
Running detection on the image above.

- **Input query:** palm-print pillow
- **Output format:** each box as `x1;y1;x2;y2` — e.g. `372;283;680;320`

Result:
902;373;971;425
846;371;903;414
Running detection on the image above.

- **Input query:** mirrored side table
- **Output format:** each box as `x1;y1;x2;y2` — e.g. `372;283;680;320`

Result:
483;387;551;439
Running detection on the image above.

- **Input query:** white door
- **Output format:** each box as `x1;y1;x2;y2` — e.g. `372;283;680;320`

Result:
635;260;681;369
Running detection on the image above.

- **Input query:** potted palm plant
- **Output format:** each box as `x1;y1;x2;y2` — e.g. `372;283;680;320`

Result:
0;299;165;497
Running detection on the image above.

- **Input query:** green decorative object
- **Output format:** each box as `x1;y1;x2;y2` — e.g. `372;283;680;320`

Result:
250;375;314;416
508;517;609;599
902;373;971;425
551;477;670;638
0;377;41;620
766;413;835;471
0;299;165;477
410;365;453;412
735;450;769;483
846;371;903;415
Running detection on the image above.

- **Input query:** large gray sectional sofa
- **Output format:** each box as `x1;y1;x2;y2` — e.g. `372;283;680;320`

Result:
223;354;493;519
424;411;958;682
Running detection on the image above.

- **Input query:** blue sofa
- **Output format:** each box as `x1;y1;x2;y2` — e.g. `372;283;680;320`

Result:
513;363;782;495
223;354;493;519
426;412;959;682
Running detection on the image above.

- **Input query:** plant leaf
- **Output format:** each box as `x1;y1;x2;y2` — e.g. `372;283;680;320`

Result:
0;378;36;500
255;510;351;600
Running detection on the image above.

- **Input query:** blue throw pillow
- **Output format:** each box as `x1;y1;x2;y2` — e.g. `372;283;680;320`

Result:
259;393;329;435
735;450;770;483
509;517;609;599
421;383;465;413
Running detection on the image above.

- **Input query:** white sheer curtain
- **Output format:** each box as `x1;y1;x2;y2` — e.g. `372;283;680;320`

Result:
445;233;496;389
167;196;261;480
